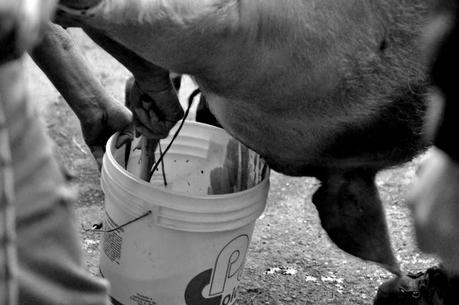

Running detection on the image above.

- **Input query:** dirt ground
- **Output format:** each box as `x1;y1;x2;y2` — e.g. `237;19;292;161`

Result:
27;29;438;305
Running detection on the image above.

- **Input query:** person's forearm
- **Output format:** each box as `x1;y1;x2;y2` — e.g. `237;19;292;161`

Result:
83;28;184;138
30;22;113;120
83;27;172;93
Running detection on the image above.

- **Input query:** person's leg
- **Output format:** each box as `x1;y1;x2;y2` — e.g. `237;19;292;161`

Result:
0;61;18;305
0;57;110;305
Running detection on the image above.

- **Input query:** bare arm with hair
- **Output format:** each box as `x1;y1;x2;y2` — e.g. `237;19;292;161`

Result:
30;22;132;166
82;27;184;181
82;27;184;139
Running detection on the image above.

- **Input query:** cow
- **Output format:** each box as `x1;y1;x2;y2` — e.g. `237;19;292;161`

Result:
48;0;434;275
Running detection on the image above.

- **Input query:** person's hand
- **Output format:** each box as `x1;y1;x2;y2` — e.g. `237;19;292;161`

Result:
128;78;183;140
121;77;182;181
80;97;132;169
407;148;459;273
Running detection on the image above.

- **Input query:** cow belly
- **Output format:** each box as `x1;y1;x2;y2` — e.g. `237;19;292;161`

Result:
204;89;428;177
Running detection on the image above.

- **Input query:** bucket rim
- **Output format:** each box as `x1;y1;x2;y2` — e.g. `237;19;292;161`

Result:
104;121;270;200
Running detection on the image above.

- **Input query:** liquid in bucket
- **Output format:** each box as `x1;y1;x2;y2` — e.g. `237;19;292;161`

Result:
100;121;270;305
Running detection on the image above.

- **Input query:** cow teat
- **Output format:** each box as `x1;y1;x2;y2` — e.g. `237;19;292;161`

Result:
312;169;400;275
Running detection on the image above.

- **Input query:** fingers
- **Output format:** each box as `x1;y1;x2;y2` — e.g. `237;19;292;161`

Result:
134;107;179;139
89;145;104;170
115;127;133;148
128;80;184;140
113;103;134;148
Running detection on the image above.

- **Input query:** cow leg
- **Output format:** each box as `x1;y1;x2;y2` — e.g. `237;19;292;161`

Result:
312;168;400;275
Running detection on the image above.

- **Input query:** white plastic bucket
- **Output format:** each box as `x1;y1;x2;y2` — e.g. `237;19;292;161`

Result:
99;121;270;305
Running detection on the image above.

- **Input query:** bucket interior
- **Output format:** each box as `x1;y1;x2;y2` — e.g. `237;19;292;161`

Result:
112;122;268;196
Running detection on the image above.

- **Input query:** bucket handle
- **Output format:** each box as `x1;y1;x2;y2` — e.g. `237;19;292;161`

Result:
83;210;152;232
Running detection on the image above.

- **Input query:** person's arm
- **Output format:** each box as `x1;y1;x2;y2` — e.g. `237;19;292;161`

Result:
82;27;185;181
30;22;132;165
82;27;183;139
408;1;459;272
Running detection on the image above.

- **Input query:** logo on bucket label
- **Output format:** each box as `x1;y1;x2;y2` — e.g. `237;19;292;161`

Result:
184;235;249;305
